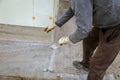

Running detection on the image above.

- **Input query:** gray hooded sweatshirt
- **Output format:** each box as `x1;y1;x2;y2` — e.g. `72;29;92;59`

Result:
55;0;120;43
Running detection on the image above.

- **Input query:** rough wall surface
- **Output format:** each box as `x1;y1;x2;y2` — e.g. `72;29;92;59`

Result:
0;24;54;43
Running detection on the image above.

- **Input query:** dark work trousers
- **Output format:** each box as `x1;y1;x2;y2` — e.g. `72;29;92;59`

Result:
82;24;120;80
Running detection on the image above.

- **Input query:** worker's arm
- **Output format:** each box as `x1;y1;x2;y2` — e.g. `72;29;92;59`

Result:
44;7;74;33
69;0;93;43
55;7;74;27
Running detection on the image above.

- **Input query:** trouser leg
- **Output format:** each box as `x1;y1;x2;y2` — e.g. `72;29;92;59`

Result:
82;27;99;67
87;25;120;80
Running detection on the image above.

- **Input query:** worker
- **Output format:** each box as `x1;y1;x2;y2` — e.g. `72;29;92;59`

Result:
44;0;120;80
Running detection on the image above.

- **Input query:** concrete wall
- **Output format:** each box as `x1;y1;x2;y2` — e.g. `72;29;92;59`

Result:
0;24;54;43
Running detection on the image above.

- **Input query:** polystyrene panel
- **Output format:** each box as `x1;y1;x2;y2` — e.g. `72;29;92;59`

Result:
0;0;58;27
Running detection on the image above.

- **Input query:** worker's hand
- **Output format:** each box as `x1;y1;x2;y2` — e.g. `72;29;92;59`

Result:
44;23;57;33
59;37;70;46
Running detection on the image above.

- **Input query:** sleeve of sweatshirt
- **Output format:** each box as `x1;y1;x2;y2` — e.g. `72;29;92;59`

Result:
55;7;74;27
69;0;93;44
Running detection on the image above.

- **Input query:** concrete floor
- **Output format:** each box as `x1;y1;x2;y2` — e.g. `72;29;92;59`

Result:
0;39;115;80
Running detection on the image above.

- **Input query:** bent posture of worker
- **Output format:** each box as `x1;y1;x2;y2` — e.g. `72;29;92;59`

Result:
44;0;120;80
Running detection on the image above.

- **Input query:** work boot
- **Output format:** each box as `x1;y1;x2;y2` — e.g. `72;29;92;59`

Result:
73;61;89;71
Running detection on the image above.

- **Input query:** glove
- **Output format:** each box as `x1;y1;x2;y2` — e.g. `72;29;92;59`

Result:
59;37;70;46
44;23;56;33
